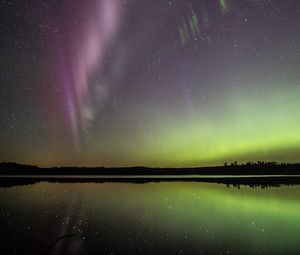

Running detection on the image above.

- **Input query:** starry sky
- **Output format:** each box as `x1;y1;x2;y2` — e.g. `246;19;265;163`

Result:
0;0;300;167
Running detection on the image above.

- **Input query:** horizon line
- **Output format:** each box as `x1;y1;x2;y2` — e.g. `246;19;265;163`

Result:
1;161;299;169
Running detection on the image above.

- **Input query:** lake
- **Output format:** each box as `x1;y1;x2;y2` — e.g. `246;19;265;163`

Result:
0;181;299;255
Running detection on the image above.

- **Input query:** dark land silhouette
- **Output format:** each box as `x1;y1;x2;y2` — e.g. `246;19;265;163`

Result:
0;161;300;188
1;161;300;175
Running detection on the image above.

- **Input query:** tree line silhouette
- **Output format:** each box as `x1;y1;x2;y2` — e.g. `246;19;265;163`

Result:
0;161;300;189
0;161;299;176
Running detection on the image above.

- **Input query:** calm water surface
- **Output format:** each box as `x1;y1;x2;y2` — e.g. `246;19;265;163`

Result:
0;181;299;255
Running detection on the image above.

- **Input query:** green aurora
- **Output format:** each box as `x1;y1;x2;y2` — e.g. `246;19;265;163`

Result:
83;84;300;167
135;88;300;167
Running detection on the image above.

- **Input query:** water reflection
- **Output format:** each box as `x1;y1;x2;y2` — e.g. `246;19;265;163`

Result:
0;181;299;254
1;176;300;189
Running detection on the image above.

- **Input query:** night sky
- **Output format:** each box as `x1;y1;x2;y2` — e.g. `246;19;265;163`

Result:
0;0;300;167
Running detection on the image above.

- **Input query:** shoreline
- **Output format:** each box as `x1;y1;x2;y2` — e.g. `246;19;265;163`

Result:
1;175;300;189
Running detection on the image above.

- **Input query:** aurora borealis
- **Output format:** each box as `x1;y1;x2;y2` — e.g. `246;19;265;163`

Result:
1;0;300;167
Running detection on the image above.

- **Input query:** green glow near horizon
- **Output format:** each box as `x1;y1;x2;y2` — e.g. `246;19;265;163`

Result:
28;84;300;168
125;86;300;167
